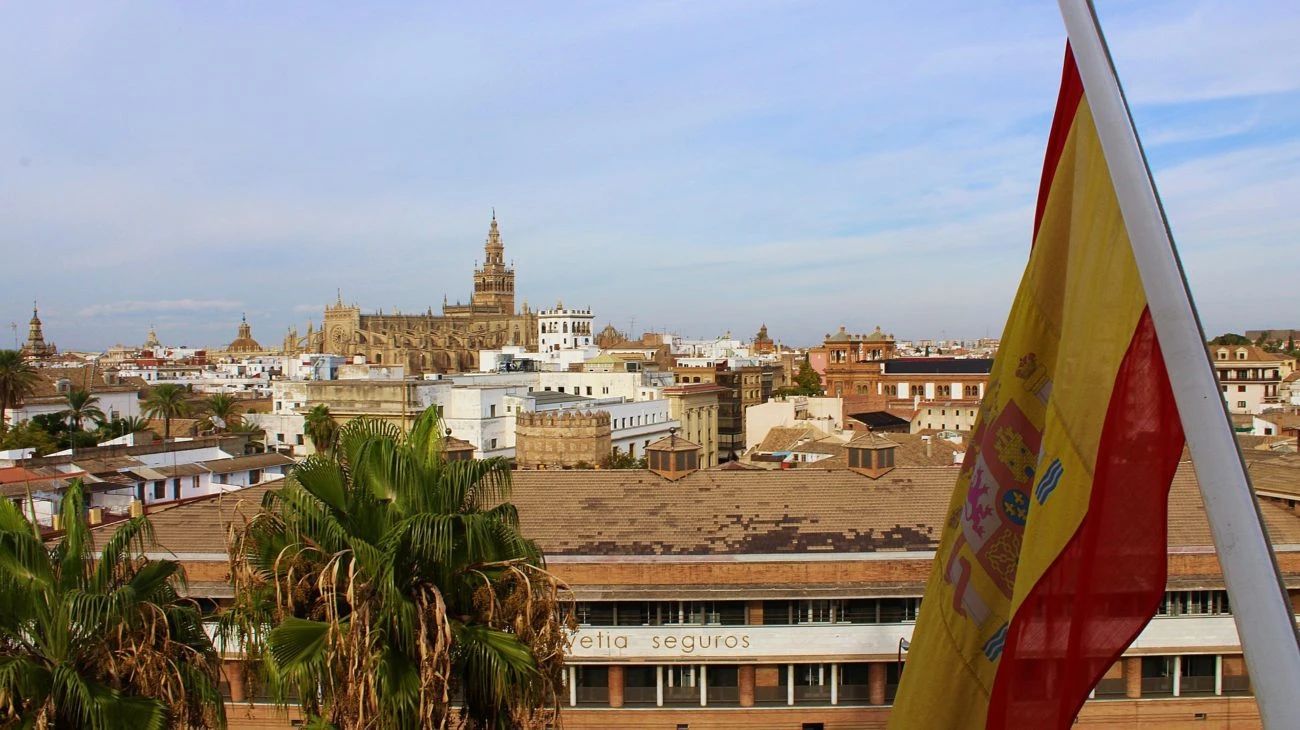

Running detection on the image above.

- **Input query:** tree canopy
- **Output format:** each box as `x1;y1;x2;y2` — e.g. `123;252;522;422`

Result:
0;480;226;728
220;408;571;729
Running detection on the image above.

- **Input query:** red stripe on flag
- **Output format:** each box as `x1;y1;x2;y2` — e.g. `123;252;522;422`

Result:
1033;45;1084;243
985;308;1185;728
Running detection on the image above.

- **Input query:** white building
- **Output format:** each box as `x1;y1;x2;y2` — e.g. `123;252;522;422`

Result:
1210;345;1296;415
745;397;844;451
478;302;601;373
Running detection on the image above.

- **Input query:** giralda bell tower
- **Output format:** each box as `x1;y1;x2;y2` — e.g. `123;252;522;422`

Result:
470;211;516;315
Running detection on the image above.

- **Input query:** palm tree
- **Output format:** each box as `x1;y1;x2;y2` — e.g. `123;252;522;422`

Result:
141;383;191;441
221;408;571;729
0;479;226;727
0;349;39;433
302;403;337;454
202;393;241;432
59;387;106;434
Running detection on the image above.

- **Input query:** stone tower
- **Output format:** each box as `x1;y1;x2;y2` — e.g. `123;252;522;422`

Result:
471;211;516;315
22;303;53;357
515;410;612;469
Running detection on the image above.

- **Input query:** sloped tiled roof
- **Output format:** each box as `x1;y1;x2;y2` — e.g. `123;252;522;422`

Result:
200;452;295;475
22;366;146;401
85;480;283;554
80;461;1300;565
754;426;818;453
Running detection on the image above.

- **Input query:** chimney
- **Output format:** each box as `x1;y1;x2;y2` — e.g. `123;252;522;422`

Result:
925;436;933;458
846;430;898;479
645;428;702;481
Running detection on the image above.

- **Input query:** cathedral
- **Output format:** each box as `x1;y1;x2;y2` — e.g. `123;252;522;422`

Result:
318;214;538;373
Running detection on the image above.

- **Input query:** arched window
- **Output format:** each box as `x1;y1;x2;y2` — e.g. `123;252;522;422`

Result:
563;322;569;333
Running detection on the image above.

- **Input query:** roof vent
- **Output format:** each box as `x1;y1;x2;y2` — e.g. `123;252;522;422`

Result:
442;428;476;462
846;430;897;479
645;428;702;481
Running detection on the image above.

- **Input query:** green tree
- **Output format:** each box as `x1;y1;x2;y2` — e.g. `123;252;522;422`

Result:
96;415;150;441
59;387;106;434
0;479;226;728
792;358;825;396
0;349;39;434
302;404;337;453
1209;333;1251;346
220;409;571;729
201;393;241;433
0;420;60;456
603;448;646;469
141;383;191;441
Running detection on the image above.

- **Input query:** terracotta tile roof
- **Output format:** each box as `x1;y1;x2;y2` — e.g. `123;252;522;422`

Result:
23;366;146;400
1246;456;1300;499
0;466;84;497
710;460;764;471
90;462;1300;565
85;480;283;554
792;436;847;457
1207;344;1294;363
754;426;819;453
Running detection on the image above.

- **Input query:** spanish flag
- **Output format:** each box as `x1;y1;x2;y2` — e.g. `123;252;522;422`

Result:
887;38;1188;730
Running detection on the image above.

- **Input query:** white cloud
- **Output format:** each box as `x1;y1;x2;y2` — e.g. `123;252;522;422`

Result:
78;299;244;317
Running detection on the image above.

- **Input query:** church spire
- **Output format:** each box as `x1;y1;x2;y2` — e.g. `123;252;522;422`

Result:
22;300;51;357
484;210;504;265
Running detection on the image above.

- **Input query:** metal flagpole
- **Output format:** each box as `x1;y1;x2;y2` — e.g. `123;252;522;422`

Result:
1058;1;1300;726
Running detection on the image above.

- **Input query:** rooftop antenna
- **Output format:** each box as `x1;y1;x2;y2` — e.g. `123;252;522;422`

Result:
9;322;16;348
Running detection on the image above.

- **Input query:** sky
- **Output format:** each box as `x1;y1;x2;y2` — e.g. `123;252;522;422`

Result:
2;1;1298;350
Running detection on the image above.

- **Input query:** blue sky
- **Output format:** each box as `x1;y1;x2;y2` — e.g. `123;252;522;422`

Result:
2;1;1297;350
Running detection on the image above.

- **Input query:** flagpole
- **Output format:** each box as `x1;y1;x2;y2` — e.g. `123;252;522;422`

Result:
1058;1;1300;726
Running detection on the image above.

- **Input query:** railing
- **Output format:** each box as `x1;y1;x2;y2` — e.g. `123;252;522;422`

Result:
1140;677;1174;696
623;686;657;705
574;687;608;706
660;685;697;705
1179;675;1217;695
838;684;871;704
706;685;740;705
1094;677;1128;697
794;684;832;703
754;686;786;705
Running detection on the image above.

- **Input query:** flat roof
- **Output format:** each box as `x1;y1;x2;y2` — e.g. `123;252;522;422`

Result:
883;358;994;375
529;391;592;405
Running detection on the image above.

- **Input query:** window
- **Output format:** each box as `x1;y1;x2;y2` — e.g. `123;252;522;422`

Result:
490;438;498;449
586;386;593;395
490;404;497;417
249;469;262;483
296;434;304;445
1237;401;1247;409
152;482;166;500
1237;385;1246;393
